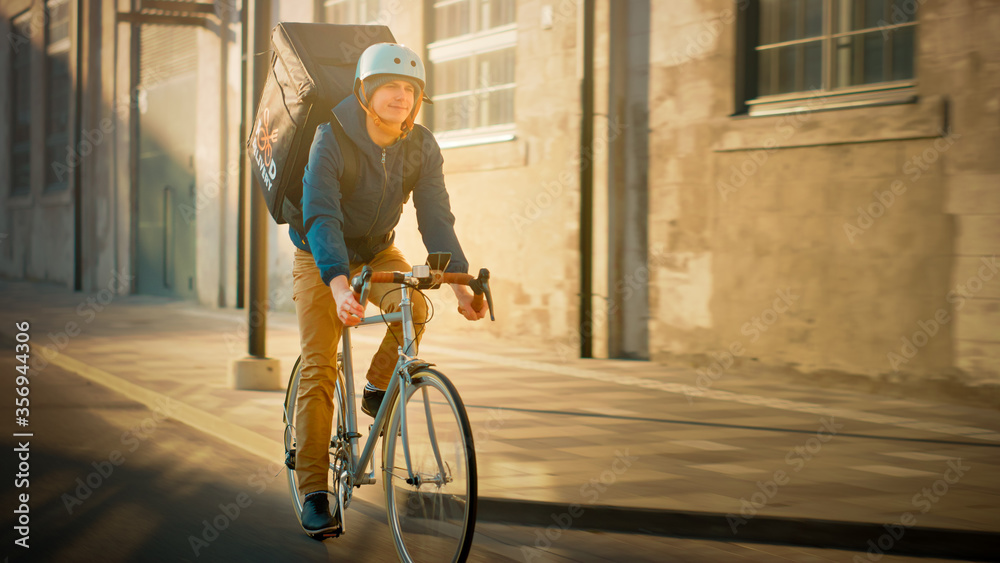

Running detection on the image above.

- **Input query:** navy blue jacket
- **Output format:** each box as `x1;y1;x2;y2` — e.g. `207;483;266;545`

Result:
290;96;468;285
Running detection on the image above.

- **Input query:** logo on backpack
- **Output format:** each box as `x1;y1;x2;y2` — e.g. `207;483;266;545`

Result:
254;108;279;191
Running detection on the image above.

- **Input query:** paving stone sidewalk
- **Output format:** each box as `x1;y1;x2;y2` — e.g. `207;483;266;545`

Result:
2;279;998;548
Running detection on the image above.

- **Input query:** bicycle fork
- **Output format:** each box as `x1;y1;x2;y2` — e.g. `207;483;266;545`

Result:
399;378;451;488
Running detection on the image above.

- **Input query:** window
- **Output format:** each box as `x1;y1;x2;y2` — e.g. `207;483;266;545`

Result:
746;0;917;115
9;11;33;197
319;0;387;25
44;0;72;192
427;0;516;147
434;0;515;40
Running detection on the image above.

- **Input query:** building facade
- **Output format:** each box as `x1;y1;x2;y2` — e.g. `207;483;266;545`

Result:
1;0;997;396
644;0;999;395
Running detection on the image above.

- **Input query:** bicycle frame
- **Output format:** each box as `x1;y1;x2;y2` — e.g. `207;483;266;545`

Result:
339;279;427;489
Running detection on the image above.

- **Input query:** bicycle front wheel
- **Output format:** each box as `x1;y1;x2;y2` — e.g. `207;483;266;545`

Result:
383;368;477;563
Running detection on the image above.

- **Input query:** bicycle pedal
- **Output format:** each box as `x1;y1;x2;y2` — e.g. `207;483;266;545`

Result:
307;526;343;541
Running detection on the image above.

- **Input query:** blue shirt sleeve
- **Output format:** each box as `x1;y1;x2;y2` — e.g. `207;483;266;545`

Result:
411;130;470;274
301;124;351;285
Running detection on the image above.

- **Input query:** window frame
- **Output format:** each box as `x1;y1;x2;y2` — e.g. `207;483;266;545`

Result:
43;0;72;193
9;9;34;199
427;1;517;148
739;0;918;117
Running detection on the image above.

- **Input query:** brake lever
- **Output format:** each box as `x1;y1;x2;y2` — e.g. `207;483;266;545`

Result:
470;268;495;321
351;265;373;305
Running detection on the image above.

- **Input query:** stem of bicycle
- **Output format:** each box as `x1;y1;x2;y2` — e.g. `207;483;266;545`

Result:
400;286;417;355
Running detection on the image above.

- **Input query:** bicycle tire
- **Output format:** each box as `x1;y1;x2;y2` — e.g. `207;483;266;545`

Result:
383;368;477;563
283;355;348;529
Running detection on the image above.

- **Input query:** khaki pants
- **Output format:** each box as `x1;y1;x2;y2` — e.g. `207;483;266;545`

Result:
291;245;428;495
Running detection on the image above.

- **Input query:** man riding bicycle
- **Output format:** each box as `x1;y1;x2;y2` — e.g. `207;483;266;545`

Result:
289;43;489;538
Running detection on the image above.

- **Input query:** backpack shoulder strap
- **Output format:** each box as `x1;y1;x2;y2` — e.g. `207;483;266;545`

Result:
401;126;424;204
329;114;358;201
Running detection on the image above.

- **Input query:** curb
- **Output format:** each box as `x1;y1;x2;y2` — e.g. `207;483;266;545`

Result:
478;498;1000;562
33;342;1000;562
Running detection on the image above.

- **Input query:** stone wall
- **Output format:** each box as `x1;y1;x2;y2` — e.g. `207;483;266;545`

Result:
647;0;1000;387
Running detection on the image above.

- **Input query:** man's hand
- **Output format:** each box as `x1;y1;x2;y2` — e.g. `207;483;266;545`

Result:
330;275;365;326
452;283;488;321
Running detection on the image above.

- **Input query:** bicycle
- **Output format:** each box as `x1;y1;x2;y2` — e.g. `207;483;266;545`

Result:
282;256;495;563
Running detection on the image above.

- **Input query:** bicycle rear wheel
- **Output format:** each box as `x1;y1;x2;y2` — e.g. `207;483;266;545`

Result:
383;368;477;563
283;355;348;528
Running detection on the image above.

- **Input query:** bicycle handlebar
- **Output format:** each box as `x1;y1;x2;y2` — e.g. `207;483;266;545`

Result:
351;267;495;321
367;271;473;285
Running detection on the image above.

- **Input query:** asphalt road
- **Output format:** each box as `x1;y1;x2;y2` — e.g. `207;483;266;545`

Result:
0;354;966;563
0;356;416;562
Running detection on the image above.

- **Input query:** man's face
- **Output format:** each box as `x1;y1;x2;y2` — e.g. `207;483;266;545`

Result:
369;79;416;126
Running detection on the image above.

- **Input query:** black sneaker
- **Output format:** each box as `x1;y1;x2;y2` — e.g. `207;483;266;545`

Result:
301;491;341;540
361;387;386;418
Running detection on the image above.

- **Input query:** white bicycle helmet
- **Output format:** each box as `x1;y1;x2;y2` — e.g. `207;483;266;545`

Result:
354;43;430;137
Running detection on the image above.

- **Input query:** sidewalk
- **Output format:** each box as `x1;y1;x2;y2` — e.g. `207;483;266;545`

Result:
2;279;998;560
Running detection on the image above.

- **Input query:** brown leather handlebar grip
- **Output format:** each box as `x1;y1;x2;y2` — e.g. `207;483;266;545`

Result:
441;273;474;284
369;272;395;284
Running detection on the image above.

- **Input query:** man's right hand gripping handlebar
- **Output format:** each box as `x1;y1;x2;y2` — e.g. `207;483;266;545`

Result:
348;265;495;322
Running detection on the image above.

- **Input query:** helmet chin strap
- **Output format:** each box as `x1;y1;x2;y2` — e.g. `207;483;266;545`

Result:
355;81;424;140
